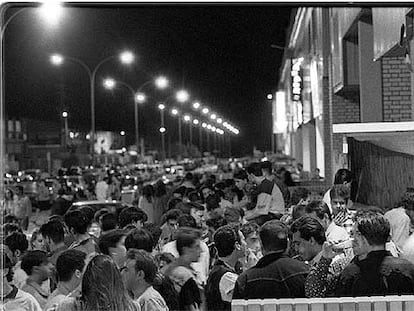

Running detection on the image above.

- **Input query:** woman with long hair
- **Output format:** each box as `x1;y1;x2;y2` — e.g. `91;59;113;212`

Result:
56;254;140;311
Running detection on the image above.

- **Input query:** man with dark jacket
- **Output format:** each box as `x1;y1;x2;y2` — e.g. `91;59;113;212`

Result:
206;224;245;311
335;211;414;296
232;220;309;299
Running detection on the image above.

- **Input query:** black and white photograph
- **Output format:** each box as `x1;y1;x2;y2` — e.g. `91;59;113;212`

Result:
1;2;414;311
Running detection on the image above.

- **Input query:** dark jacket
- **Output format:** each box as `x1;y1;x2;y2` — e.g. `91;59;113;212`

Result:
232;252;309;299
205;260;235;311
335;250;414;297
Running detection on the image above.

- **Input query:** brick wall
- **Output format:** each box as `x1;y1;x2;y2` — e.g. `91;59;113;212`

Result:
331;93;361;123
381;56;412;121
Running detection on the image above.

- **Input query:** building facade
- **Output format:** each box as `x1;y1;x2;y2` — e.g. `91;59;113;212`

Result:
277;7;414;208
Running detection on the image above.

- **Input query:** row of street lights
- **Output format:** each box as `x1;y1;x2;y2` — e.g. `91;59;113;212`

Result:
2;2;240;163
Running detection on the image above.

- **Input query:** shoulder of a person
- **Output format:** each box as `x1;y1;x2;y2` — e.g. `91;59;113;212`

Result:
15;289;42;311
55;297;78;311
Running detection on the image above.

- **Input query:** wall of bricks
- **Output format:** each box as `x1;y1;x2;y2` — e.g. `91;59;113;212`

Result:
381;56;412;121
331;93;361;124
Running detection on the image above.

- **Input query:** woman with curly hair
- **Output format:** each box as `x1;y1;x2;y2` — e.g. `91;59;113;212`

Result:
55;254;140;311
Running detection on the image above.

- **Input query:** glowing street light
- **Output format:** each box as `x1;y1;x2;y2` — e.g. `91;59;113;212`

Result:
193;119;199;125
50;50;135;162
192;102;200;109
210;113;217;120
120;131;126;136
202;107;209;114
159;127;166;133
183;115;191;122
217;118;223;124
155;76;169;89
267;93;273;100
50;54;64;66
135;92;146;103
103;78;116;89
171;108;179;116
39;1;64;25
202;123;207;128
119;51;135;64
158;103;165;110
176;90;189;103
62;111;68;118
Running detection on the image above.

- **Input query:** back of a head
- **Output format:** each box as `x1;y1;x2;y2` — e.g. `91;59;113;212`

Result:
164;209;183;223
355;211;390;246
126;249;158;284
167;197;183;211
100;213;118;232
330;184;351;201
5;231;28;254
64;210;89;235
206;216;228;231
40;220;65;244
213;224;240;257
56;249;86;282
125;228;154;252
260;161;272;174
305;200;332;221
177;214;197;229
98;229;126;255
290;187;310;206
334;169;354;185
291;216;326;245
185;172;193;181
224;207;243;224
176;227;201;256
233;169;248;181
259;220;289;253
247;162;263;177
79;206;95;227
143;223;162;247
118;206;147;229
21;250;48;276
94;208;110;223
205;194;220;211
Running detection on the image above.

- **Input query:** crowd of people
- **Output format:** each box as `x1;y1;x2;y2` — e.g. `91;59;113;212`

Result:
2;161;414;311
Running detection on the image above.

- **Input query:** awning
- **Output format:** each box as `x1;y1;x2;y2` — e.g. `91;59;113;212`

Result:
333;121;414;156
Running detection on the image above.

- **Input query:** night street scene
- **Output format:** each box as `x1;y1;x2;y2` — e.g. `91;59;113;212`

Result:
2;3;414;311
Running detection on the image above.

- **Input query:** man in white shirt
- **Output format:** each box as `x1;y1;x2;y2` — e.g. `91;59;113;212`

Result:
1;252;42;311
95;175;109;201
162;214;210;287
206;224;246;311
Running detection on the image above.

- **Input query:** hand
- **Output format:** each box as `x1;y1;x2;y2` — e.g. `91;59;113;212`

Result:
321;241;337;260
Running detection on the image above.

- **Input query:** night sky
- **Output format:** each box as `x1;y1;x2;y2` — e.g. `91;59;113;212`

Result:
4;4;292;156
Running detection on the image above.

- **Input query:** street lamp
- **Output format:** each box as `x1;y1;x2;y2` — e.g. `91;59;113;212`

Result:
192;102;201;110
50;50;135;163
176;90;189;103
155;76;169;89
62;111;68;150
158;104;166;160
1;2;64;188
202;107;209;114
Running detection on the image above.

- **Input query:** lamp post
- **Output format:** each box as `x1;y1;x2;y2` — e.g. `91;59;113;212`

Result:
1;2;63;191
158;103;166;161
62;111;68;150
50;50;135;164
103;76;168;160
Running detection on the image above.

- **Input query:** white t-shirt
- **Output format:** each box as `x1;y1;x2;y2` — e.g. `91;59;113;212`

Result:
1;287;42;311
219;272;238;302
95;181;109;201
